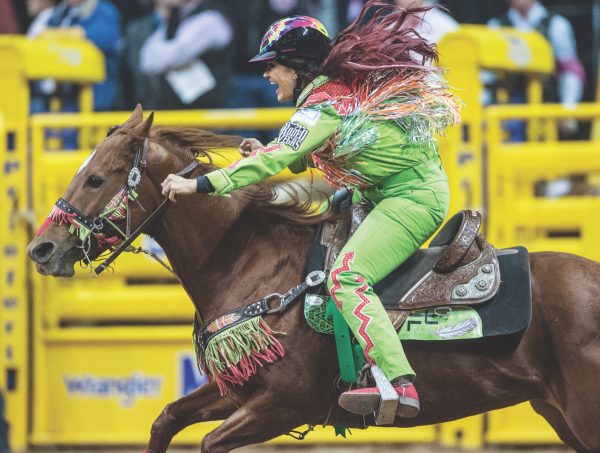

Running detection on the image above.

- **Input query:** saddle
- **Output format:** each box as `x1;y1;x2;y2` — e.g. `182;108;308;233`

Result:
305;205;532;427
317;207;500;319
308;205;531;428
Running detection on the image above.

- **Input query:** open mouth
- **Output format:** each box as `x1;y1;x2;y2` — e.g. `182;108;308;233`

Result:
270;80;280;95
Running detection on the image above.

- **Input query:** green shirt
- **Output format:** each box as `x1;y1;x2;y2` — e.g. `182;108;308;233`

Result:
206;75;441;195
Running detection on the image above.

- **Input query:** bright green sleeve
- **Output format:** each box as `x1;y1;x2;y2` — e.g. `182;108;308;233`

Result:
206;106;340;195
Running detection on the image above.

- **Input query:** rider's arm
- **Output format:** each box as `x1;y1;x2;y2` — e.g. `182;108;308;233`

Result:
204;106;340;195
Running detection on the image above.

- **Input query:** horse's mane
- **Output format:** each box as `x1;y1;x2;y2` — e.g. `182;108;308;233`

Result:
151;126;336;226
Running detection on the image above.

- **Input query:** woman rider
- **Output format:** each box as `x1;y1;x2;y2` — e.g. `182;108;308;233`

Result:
161;1;460;419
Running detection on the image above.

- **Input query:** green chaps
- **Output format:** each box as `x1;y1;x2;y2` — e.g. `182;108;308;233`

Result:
326;164;449;381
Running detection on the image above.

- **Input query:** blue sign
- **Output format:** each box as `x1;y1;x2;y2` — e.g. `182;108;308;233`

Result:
63;372;163;408
179;353;208;397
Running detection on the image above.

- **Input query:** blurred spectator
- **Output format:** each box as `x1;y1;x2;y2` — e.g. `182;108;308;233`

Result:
0;0;19;33
110;0;153;27
225;0;306;140
226;0;306;111
345;0;364;25
306;0;348;37
26;0;58;38
489;0;585;196
395;0;458;45
28;0;121;112
489;0;585;132
120;5;159;109
132;0;233;110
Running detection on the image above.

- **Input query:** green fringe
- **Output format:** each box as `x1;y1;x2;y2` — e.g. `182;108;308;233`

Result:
202;317;285;394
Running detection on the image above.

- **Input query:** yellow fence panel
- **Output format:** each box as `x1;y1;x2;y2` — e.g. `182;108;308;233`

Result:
439;415;484;449
31;328;435;446
483;103;600;445
486;104;600;261
485;404;561;445
0;114;30;451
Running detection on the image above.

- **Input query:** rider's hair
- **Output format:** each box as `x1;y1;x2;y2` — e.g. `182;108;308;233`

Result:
297;1;438;87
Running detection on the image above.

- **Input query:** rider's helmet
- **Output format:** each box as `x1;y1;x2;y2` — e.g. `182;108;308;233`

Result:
249;16;331;66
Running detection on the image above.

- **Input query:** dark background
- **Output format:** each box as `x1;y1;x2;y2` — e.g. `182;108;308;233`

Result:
443;0;599;100
8;0;598;100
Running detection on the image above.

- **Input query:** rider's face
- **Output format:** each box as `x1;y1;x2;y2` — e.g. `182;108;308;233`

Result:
264;61;296;103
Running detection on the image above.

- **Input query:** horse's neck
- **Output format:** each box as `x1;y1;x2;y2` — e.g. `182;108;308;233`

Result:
152;195;315;321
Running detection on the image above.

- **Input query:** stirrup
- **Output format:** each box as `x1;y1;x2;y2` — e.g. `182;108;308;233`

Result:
339;366;400;425
371;366;400;424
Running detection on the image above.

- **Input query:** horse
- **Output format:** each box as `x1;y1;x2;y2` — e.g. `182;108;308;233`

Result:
27;106;600;453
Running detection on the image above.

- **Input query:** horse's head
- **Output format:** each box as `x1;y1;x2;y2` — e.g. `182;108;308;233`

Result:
27;105;161;277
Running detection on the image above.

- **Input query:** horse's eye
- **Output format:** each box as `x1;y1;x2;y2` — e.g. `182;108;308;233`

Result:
86;175;104;188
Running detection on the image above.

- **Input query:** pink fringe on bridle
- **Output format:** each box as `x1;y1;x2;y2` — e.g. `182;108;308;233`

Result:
36;205;77;237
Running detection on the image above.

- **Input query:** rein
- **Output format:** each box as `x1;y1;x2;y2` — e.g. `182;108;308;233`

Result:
38;137;199;276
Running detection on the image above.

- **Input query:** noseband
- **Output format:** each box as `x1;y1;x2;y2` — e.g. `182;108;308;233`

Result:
37;136;199;275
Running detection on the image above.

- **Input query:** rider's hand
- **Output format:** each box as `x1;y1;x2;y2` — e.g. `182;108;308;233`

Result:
238;138;263;157
161;174;196;203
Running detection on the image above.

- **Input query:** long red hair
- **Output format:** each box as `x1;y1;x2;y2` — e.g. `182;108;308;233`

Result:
320;1;437;84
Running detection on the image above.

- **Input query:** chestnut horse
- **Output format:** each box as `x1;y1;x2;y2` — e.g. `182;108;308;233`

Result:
28;107;600;453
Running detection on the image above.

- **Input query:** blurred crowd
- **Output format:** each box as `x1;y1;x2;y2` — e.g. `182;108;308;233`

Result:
0;0;586;117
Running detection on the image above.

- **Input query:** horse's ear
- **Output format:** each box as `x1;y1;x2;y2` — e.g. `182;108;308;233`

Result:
122;104;144;129
133;111;154;138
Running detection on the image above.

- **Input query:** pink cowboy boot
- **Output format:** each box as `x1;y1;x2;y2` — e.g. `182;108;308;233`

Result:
339;376;420;418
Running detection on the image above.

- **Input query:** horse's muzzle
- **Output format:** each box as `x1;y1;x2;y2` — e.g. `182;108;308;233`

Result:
27;233;80;277
29;241;56;264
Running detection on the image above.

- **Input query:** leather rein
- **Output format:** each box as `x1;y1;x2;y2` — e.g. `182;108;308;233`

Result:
39;137;199;277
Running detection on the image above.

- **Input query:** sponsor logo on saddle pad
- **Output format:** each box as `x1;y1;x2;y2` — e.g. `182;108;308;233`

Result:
277;122;309;150
63;372;163;408
398;307;483;341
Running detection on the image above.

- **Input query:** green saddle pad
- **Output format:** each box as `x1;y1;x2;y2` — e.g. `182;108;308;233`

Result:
304;294;483;341
304;246;531;342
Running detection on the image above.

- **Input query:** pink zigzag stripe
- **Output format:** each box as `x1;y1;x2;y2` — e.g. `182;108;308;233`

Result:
352;276;375;364
330;251;376;363
330;251;355;311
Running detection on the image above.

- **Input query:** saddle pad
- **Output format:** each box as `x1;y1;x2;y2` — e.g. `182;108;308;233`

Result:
304;247;532;341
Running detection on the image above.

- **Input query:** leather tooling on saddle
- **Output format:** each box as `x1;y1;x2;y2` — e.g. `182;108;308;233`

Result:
376;210;500;310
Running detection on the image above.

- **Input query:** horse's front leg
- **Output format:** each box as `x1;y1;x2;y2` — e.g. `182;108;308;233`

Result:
145;381;236;453
200;394;308;453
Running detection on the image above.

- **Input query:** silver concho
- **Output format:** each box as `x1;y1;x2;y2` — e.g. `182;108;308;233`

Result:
452;263;497;300
454;286;468;297
128;167;142;188
306;270;326;287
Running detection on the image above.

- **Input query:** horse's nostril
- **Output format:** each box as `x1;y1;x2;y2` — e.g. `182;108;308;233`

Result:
32;242;56;264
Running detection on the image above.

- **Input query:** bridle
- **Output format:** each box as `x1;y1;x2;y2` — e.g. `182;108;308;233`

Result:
36;135;199;276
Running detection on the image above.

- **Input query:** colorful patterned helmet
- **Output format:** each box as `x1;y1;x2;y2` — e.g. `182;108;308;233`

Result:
249;16;330;63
